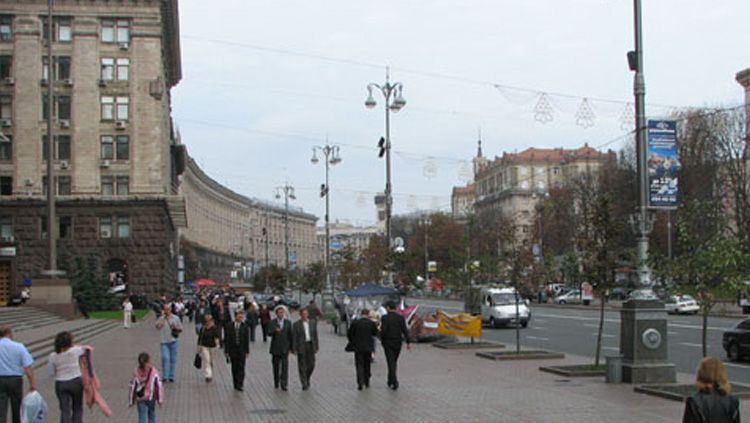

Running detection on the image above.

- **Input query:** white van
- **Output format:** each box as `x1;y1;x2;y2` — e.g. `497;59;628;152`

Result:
478;287;530;328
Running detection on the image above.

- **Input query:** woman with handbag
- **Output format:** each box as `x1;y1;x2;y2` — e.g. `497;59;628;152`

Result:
128;352;163;423
197;315;221;383
48;331;89;423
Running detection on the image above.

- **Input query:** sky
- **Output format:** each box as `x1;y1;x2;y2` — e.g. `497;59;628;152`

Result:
171;0;750;227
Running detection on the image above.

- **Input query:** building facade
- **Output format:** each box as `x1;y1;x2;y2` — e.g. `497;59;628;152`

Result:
450;183;475;221
316;222;378;262
0;0;184;304
474;144;615;236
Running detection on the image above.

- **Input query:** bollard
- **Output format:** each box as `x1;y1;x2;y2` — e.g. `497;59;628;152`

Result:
605;355;623;383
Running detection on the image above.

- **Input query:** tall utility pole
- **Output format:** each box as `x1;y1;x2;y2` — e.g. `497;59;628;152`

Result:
44;0;59;275
365;68;406;256
263;209;269;288
628;0;654;287
421;215;431;285
311;143;342;312
276;184;295;293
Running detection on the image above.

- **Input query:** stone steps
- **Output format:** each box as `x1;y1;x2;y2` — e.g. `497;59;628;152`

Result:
25;319;121;369
0;306;67;332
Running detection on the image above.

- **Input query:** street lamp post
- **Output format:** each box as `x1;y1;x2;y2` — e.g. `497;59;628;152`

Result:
44;0;60;276
276;184;296;294
420;215;431;286
311;143;342;312
365;68;406;258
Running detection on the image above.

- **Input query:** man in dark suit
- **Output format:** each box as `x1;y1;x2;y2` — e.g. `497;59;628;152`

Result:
268;305;293;390
224;309;250;391
380;301;410;390
291;308;319;390
348;308;379;390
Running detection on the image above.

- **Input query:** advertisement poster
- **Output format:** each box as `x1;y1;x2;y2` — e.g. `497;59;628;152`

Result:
647;120;680;209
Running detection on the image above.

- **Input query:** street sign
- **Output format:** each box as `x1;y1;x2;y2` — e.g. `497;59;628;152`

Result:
289;252;297;264
330;240;342;251
532;244;541;257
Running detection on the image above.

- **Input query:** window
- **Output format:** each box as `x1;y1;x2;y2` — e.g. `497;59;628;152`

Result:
0;96;11;119
101;175;113;195
101;96;113;120
101;19;129;43
43;56;71;81
115;135;129;160
59;216;72;239
42;176;70;195
0;16;12;41
116;96;128;120
101;58;129;82
101;58;114;81
116;58;129;81
0;176;10;195
116;176;129;195
0;216;11;240
101;96;128;121
100;136;113;159
117;216;130;238
42;135;71;161
0;56;10;79
0;135;11;161
42;95;71;120
42;17;72;42
99;217;112;238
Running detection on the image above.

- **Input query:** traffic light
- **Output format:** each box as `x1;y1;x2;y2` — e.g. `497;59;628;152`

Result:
377;137;386;158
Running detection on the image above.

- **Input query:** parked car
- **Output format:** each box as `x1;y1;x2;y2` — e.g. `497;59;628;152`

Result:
466;287;530;328
723;318;750;361
664;295;699;315
554;290;582;305
609;287;628;301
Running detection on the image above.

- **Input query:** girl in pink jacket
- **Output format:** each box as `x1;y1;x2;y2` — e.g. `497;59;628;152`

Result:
128;352;163;423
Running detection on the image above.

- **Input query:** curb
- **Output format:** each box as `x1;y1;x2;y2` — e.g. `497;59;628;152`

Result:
538;365;606;377
476;350;565;361
433;341;504;350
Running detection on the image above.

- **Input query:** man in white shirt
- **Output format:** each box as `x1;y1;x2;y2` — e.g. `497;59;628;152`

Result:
291;309;319;390
123;298;133;329
0;325;35;423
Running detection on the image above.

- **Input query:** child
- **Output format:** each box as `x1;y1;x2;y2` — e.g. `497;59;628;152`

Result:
128;352;163;423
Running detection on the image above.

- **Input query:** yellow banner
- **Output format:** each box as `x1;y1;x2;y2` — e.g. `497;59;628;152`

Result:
437;310;482;338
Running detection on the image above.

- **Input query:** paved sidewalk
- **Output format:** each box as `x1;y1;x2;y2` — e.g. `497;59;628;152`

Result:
30;314;746;422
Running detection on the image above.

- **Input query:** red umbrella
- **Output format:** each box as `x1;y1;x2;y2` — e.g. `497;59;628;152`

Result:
193;278;216;287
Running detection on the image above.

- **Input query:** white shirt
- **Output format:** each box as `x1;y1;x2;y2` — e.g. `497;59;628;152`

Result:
302;320;310;342
123;301;133;312
48;346;85;382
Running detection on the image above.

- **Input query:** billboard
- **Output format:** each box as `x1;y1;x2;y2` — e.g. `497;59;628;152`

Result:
647;120;680;209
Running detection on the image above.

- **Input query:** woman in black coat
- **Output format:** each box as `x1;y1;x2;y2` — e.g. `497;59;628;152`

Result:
683;356;740;423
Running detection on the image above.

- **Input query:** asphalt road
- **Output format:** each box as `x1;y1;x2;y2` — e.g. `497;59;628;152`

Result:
409;297;750;385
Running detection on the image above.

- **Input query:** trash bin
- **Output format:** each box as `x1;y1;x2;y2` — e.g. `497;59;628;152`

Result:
605;355;623;384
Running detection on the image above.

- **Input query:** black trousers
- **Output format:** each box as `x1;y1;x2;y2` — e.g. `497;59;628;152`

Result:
55;377;83;423
261;324;269;342
272;354;288;388
296;342;316;388
354;351;372;386
228;352;246;389
383;345;402;387
0;376;22;423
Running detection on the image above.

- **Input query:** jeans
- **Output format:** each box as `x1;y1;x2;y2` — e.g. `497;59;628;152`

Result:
136;400;155;423
160;341;178;381
0;376;22;423
55;377;83;423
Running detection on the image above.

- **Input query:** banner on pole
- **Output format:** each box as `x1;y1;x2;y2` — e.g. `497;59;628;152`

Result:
437;310;482;338
647;119;680;209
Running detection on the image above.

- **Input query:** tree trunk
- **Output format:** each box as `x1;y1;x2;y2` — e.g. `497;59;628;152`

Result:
595;292;605;366
515;292;520;354
702;309;708;358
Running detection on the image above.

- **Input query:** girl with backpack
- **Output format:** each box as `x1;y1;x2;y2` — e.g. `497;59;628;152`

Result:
128;352;163;423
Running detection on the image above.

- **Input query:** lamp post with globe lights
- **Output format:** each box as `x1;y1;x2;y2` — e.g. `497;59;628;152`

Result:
276;184;296;294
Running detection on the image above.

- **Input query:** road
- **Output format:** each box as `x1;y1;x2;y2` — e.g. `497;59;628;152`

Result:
409;297;750;385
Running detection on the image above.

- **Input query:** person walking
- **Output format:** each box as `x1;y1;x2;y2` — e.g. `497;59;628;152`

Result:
123;298;133;329
259;304;271;343
196;315;220;383
379;301;410;390
0;326;35;423
245;302;259;343
154;305;182;383
224;310;249;391
128;352;163;423
48;331;87;423
75;295;89;319
682;356;740;423
291;308;319;391
347;309;379;390
193;298;209;336
306;300;322;321
268;306;292;391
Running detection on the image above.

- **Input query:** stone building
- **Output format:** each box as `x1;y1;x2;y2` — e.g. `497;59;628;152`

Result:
474;144;615;237
0;0;184;304
450;183;475;221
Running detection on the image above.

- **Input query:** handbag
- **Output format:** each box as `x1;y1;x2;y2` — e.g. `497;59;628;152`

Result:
344;342;355;352
130;314;136;323
193;353;202;369
135;368;152;398
170;323;182;338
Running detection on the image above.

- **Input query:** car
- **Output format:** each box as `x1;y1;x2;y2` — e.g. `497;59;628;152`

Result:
723;318;750;361
554;290;582;305
665;295;699;315
610;287;628;301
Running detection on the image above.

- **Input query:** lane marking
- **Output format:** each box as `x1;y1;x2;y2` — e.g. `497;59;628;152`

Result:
531;327;547;331
591;333;615;338
668;332;679;336
525;336;549;341
602;347;619;351
680;342;707;348
583;323;601;328
534;319;547;323
535;312;731;332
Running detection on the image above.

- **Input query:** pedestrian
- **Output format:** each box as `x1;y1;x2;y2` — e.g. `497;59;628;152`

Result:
194;298;209;336
0;325;35;423
379;301;411;390
128;352;163;423
196;315;220;383
123;297;133;329
154;304;182;383
173;298;185;323
75;295;89;319
291;308;319;391
259;304;271;343
306;300;322;321
19;288;30;305
347;309;379;390
682;356;740;423
224;310;249;391
48;331;87;423
245;302;259;343
268;306;292;391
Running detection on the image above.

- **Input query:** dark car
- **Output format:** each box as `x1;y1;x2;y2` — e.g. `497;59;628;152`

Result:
722;318;750;361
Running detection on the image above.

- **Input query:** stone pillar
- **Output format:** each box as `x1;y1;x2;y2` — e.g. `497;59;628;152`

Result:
26;277;75;319
620;300;676;383
736;68;750;109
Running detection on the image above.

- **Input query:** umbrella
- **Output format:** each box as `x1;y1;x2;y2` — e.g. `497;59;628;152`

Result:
193;278;216;287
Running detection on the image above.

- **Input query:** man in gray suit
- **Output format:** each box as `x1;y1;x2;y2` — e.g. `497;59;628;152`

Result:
291;308;319;390
268;306;293;391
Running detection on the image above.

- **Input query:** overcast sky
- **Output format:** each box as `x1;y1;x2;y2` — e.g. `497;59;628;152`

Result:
172;0;749;227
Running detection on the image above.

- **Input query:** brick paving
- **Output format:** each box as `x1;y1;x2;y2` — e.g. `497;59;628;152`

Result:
27;314;750;422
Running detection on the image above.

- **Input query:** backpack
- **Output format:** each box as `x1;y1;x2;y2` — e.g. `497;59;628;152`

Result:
134;368;153;399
